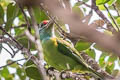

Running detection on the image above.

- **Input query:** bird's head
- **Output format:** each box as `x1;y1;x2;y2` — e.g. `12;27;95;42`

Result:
39;20;54;40
39;20;54;32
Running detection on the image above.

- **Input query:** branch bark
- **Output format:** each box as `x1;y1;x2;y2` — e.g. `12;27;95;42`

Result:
42;0;120;56
27;7;49;80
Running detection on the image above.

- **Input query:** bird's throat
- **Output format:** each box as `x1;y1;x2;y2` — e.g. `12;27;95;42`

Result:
39;26;54;41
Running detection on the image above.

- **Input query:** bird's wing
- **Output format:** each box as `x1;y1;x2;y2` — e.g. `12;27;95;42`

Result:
56;38;104;79
57;38;90;68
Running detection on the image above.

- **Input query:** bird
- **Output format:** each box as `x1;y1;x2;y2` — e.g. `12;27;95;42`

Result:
39;20;113;80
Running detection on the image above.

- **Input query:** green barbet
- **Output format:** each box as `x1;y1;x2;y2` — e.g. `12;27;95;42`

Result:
39;20;112;80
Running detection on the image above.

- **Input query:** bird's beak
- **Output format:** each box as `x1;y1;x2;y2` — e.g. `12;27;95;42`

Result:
46;19;54;29
39;20;54;32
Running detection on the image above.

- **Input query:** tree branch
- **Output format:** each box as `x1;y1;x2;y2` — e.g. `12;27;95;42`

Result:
0;27;23;50
0;25;47;80
47;67;95;80
27;7;49;80
42;0;120;56
91;0;117;34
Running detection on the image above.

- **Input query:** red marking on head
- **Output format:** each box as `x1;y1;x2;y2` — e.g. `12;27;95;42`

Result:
43;20;49;25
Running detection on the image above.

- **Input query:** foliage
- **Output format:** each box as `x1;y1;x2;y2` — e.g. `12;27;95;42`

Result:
0;0;120;80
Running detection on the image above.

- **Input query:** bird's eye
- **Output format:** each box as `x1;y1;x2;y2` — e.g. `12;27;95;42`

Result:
38;20;49;31
39;20;49;28
38;20;49;28
41;23;46;27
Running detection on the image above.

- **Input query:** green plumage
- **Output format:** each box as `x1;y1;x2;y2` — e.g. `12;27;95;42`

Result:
39;21;105;80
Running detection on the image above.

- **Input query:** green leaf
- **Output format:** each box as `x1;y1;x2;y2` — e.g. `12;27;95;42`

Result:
17;36;36;50
105;62;115;74
25;66;42;80
15;28;26;36
18;11;25;23
4;74;14;80
105;55;117;73
105;66;111;74
85;49;96;59
72;3;84;18
17;36;28;48
1;67;10;78
5;77;13;80
115;0;120;13
107;0;117;6
7;59;18;68
17;36;35;50
33;7;48;23
108;55;117;63
94;44;107;52
98;5;106;10
116;17;120;26
17;68;22;76
99;52;108;68
6;3;19;31
96;0;110;5
17;68;26;80
75;40;91;51
104;54;116;74
0;4;4;24
25;60;34;66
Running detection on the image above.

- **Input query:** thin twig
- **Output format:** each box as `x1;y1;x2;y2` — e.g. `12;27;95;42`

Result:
112;4;120;16
17;3;32;52
104;4;120;31
2;46;13;57
11;24;39;28
1;27;40;69
77;0;118;33
0;26;42;78
11;24;27;28
0;26;23;50
0;58;27;69
0;35;20;55
39;5;77;40
91;0;117;33
0;37;12;43
77;0;117;33
40;5;89;44
77;0;91;8
17;3;31;28
6;42;16;57
39;5;64;32
43;0;120;55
